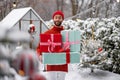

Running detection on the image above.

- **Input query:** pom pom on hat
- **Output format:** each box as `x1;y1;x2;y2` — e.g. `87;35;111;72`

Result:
52;10;64;19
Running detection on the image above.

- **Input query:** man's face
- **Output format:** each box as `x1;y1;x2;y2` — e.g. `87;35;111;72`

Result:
53;15;63;27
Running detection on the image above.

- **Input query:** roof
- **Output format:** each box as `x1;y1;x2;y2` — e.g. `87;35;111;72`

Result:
0;7;48;29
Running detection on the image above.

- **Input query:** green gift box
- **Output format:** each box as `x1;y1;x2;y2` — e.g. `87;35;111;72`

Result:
61;30;81;52
42;52;80;65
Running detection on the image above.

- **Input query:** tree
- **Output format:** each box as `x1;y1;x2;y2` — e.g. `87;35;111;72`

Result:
70;0;78;16
56;0;64;11
0;0;10;20
63;17;120;74
67;0;120;20
0;0;22;21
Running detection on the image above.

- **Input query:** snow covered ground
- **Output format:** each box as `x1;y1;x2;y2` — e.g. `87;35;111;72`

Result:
39;64;120;80
65;68;120;80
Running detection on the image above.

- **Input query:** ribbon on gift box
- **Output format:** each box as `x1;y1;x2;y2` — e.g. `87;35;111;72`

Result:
61;31;80;63
62;31;80;50
57;50;70;64
40;34;61;52
66;51;70;63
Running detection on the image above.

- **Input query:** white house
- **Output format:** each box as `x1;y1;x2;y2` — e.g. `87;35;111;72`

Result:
0;7;49;49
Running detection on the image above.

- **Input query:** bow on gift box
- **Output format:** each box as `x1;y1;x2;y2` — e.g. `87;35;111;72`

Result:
47;39;56;52
40;34;61;52
62;31;80;51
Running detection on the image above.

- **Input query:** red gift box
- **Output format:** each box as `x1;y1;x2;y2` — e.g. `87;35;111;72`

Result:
40;34;62;52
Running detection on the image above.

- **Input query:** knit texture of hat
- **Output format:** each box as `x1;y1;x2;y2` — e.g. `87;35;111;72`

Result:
52;10;64;19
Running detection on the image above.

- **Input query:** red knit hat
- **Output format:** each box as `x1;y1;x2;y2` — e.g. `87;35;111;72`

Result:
52;10;64;19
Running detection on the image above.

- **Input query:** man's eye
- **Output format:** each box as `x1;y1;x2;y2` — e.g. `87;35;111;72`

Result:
55;17;58;19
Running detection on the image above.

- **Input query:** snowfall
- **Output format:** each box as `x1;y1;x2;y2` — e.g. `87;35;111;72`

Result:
0;17;120;80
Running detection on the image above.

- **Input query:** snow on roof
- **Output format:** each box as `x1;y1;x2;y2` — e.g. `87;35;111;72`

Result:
0;7;47;29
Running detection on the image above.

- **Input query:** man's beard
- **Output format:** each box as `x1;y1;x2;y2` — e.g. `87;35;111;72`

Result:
54;21;62;26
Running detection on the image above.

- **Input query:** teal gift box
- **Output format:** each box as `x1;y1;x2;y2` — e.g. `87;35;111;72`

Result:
61;30;81;52
42;52;80;65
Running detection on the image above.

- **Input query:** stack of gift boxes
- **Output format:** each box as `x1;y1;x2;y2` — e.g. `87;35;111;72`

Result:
40;30;81;65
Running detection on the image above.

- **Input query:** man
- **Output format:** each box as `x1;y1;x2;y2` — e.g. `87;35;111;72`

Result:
36;10;64;54
36;10;67;80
